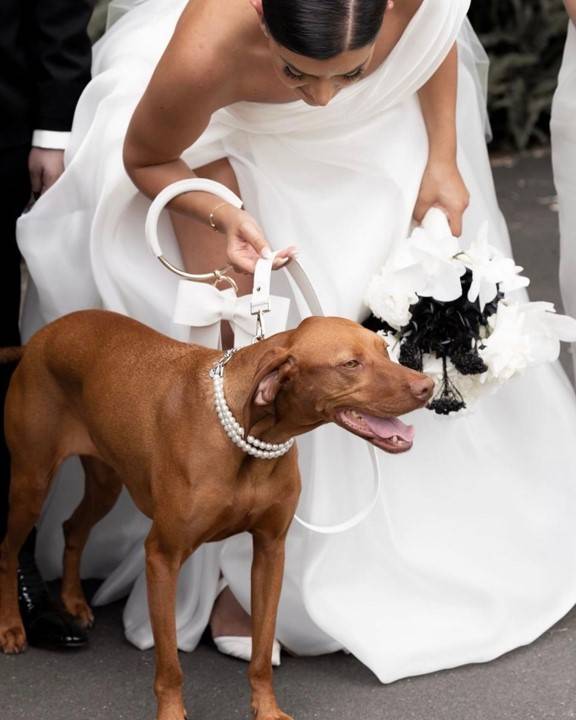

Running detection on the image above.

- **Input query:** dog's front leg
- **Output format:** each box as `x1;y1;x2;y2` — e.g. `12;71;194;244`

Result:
249;530;293;720
145;525;188;720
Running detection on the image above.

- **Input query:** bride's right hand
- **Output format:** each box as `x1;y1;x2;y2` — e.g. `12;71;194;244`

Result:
216;206;296;274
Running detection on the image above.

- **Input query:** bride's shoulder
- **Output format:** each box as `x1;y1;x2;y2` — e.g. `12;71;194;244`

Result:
159;0;260;105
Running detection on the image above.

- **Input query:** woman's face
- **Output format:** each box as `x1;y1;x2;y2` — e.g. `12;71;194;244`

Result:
267;38;376;106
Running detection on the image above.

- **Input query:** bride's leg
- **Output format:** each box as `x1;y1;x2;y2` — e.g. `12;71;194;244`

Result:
170;158;252;638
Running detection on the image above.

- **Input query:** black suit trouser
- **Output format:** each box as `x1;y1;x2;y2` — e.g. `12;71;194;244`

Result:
0;144;31;543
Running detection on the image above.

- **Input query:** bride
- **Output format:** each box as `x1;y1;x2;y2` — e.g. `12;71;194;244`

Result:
17;0;576;684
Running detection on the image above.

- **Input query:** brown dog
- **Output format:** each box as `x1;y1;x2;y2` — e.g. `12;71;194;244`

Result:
0;309;432;720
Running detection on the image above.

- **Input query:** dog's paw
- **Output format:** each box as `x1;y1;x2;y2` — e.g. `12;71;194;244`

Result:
251;700;293;720
61;595;95;629
0;623;27;654
155;700;188;720
156;709;187;720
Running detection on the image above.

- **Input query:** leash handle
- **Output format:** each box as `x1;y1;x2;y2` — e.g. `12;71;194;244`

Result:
145;178;243;287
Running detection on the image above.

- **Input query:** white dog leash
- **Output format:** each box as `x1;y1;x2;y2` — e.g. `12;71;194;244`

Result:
145;178;382;534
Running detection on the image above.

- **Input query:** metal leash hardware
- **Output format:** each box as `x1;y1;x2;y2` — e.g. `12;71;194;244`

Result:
209;348;238;380
250;253;277;343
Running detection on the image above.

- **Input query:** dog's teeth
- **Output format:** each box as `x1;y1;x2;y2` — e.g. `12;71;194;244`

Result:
391;435;400;444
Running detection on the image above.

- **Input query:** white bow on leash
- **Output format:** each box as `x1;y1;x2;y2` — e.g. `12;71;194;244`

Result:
145;178;382;535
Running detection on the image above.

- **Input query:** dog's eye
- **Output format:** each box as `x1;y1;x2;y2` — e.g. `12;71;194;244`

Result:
341;359;361;369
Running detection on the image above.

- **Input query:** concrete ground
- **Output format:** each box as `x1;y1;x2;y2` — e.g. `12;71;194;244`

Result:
2;151;576;720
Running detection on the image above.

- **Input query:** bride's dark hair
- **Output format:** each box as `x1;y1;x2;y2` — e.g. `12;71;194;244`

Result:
261;0;388;60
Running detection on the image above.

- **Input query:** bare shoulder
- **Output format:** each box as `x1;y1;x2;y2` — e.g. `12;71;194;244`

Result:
159;0;254;108
125;0;257;162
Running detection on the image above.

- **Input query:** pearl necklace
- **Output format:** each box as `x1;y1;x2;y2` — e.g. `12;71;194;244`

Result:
210;349;295;460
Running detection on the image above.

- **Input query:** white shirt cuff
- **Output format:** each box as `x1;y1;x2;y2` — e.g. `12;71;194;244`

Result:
32;130;71;150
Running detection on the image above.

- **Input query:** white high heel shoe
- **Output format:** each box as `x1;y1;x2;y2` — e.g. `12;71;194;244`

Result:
212;579;282;666
213;636;282;667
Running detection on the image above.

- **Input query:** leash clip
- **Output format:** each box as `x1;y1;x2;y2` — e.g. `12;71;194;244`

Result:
252;309;267;343
209;348;238;379
250;253;277;343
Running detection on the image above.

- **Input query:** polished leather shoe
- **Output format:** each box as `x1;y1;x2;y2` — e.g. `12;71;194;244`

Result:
18;553;88;650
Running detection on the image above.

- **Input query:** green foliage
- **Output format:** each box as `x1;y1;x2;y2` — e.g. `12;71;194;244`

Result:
468;0;568;149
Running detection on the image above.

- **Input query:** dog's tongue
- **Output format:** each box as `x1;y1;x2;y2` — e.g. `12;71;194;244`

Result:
362;414;415;442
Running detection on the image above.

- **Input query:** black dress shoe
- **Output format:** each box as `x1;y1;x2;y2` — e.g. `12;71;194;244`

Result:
18;552;88;650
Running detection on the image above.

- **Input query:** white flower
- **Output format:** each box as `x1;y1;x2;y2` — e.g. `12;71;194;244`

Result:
365;270;418;329
406;209;467;302
462;222;529;311
480;303;532;380
480;301;576;381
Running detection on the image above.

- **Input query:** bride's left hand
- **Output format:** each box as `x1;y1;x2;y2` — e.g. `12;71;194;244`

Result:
413;160;470;236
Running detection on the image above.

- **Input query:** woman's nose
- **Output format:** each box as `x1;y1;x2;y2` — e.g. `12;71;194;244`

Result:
310;80;336;106
409;376;434;403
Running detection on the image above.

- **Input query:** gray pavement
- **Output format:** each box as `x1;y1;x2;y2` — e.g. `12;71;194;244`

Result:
2;151;576;720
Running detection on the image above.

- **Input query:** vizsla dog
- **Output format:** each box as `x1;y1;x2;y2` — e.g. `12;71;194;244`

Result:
0;309;432;720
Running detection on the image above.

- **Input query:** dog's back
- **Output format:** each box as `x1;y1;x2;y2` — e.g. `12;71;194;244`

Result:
3;309;215;467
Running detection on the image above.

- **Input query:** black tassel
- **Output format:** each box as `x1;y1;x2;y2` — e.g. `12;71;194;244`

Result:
452;348;488;376
427;356;466;415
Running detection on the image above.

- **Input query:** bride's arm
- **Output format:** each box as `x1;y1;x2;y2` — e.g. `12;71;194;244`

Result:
123;5;239;232
122;4;292;273
413;44;470;236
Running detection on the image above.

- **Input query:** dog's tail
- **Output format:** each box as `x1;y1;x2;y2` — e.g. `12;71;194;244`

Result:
0;347;24;365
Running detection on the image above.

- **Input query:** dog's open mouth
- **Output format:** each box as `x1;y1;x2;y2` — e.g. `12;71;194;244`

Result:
335;408;415;454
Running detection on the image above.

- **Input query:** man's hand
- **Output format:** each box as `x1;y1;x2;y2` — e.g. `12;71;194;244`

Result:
28;148;65;198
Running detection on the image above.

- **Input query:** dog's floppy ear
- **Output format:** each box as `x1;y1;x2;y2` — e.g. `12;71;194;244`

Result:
242;347;297;431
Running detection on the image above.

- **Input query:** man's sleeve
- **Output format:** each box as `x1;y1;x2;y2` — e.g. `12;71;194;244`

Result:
30;0;95;133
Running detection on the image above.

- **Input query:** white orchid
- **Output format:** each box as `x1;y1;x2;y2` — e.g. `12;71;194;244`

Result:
480;301;576;380
461;222;529;311
405;209;467;302
365;209;466;326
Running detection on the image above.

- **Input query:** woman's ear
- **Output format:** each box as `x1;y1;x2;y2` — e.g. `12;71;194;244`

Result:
249;0;270;37
249;0;264;19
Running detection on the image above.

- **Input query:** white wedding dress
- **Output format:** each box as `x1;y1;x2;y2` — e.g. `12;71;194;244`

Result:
17;0;576;683
552;19;576;379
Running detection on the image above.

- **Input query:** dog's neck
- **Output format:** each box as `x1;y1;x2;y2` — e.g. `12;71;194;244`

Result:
213;340;306;446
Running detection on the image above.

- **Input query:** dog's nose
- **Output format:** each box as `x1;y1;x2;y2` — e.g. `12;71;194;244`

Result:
409;376;434;402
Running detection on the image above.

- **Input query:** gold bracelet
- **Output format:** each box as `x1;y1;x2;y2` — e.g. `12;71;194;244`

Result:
208;202;229;232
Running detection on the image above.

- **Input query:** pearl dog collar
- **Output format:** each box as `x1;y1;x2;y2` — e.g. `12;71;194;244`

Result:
210;349;295;459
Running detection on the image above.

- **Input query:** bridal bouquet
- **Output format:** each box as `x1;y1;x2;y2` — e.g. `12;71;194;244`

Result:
364;209;576;415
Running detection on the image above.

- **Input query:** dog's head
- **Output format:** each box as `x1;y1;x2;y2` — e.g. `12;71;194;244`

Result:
243;317;433;454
